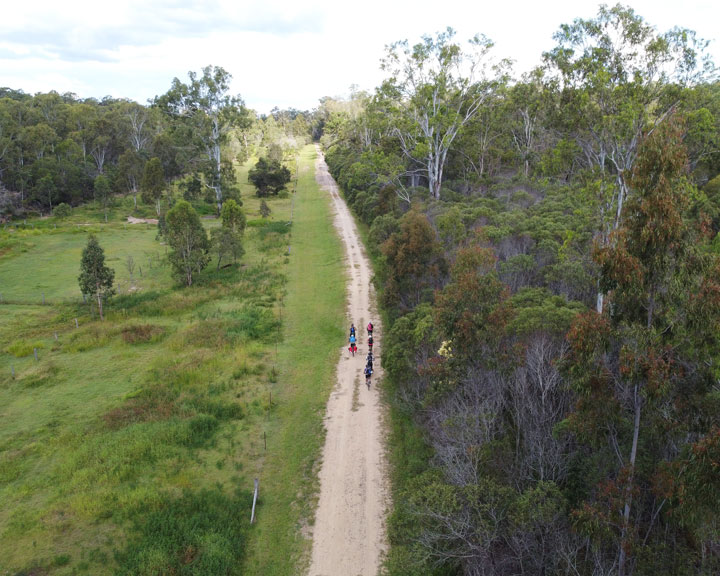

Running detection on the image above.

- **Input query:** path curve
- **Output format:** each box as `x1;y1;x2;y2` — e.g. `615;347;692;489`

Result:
308;147;389;575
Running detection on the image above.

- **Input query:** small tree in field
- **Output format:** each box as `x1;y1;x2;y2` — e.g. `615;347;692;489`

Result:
212;198;246;269
220;198;246;234
78;234;115;320
165;200;210;286
212;227;245;270
248;157;291;197
118;150;144;210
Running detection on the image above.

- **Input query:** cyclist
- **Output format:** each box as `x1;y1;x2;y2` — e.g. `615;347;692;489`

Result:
348;333;357;356
367;334;374;352
364;364;372;388
367;321;374;336
349;323;356;338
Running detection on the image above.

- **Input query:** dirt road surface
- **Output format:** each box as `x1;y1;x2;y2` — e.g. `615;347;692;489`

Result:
308;148;389;576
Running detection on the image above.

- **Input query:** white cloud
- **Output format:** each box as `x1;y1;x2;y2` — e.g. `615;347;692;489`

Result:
0;0;718;113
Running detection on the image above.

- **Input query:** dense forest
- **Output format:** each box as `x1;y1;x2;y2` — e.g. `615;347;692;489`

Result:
0;65;311;219
317;5;720;576
3;3;720;575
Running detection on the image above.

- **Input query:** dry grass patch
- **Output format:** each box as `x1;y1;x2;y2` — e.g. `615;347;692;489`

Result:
121;323;166;344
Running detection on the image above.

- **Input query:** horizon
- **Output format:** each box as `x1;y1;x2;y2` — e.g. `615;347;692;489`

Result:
1;0;719;114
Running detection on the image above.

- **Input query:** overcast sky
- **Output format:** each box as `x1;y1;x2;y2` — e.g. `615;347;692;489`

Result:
1;0;718;113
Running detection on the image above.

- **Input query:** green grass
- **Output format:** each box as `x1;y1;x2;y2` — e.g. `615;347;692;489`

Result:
0;225;169;303
0;153;317;575
114;487;252;575
242;145;347;575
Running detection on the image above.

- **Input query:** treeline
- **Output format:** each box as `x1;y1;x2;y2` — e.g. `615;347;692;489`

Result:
0;66;312;218
320;5;720;576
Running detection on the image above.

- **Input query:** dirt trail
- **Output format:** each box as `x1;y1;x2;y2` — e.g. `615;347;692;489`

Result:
308;147;389;576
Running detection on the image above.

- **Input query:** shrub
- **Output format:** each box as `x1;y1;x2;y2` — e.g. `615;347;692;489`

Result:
53;554;71;567
21;361;59;388
103;385;178;429
53;203;72;219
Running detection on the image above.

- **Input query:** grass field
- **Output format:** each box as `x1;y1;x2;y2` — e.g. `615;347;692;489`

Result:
0;145;346;575
0;225;169;304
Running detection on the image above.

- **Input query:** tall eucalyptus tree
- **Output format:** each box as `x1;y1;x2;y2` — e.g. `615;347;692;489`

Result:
544;3;715;311
155;66;250;213
379;27;508;200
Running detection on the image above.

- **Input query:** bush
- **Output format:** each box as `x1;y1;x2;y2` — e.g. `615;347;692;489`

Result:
103;385;177;429
21;361;59;388
53;203;72;219
53;554;71;567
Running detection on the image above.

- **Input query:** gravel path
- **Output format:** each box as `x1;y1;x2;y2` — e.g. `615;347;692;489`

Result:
307;147;390;576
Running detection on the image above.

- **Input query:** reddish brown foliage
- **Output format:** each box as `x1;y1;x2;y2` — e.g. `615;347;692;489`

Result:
381;210;445;310
594;231;643;294
566;310;610;359
121;323;165;344
434;245;512;362
103;388;177;429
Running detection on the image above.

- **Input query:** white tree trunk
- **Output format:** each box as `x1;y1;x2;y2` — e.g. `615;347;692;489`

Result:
96;286;104;321
212;118;223;213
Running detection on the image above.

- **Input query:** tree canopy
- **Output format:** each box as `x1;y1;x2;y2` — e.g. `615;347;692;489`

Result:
154;65;251;213
317;5;720;575
378;27;506;200
248;157;291;197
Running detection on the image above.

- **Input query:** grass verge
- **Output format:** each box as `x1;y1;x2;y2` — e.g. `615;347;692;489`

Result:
241;144;346;575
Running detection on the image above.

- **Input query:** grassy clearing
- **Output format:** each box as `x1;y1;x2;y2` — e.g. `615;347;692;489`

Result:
0;154;310;575
0;225;169;303
242;145;347;575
